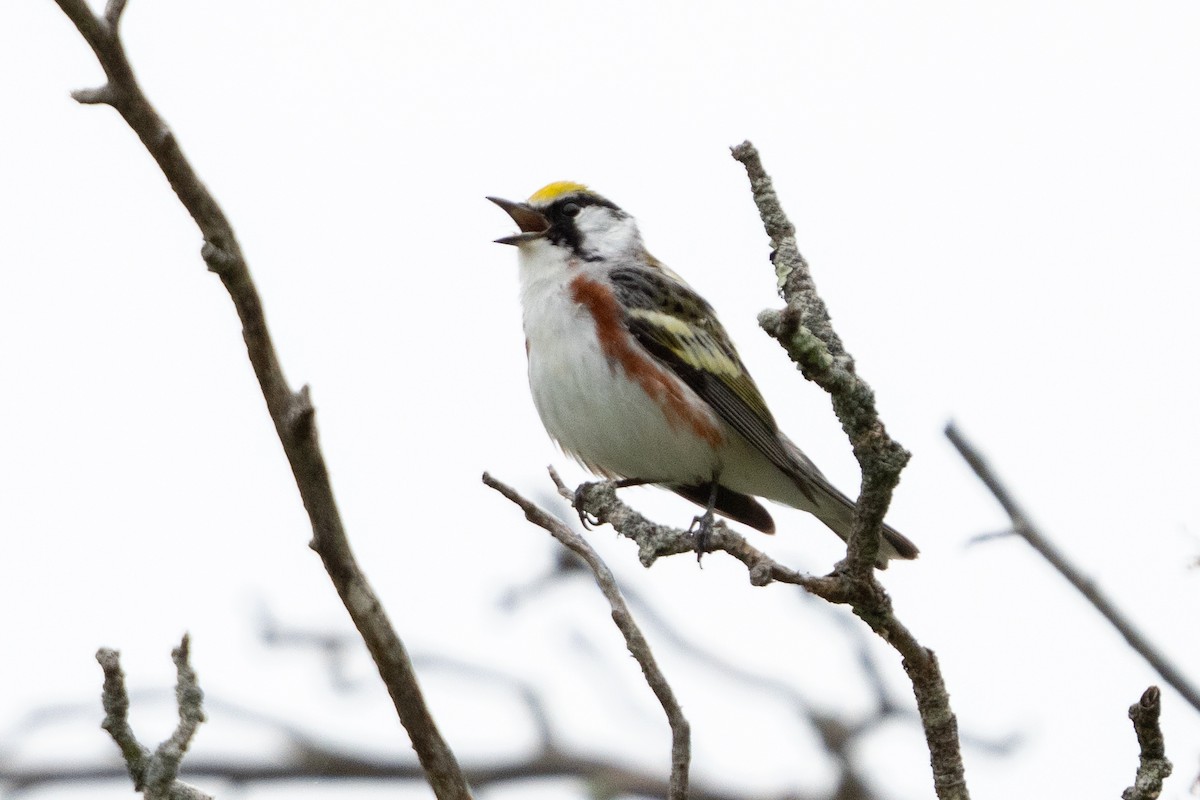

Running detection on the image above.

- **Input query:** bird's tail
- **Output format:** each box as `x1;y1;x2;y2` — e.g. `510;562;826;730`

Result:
778;436;919;569
805;478;919;569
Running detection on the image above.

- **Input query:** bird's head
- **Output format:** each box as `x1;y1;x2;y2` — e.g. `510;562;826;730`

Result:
488;182;644;263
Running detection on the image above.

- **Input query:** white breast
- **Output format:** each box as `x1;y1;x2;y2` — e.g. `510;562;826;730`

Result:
517;249;723;484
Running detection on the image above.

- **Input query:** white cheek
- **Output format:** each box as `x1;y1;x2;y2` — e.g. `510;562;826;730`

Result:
577;209;641;260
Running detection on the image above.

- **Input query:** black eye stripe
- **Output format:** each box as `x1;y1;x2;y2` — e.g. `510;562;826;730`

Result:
548;194;618;215
540;193;623;262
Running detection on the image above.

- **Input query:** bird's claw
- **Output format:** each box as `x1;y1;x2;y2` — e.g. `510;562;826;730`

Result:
689;509;716;563
573;484;600;530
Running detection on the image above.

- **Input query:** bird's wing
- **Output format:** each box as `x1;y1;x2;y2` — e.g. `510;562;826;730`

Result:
608;264;818;504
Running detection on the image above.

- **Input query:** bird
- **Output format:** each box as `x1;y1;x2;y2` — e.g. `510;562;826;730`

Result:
488;181;918;568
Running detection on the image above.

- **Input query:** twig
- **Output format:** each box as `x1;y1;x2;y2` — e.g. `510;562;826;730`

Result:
733;141;909;576
565;476;850;597
946;421;1200;716
732;141;968;800
144;637;207;799
1122;686;1173;800
482;472;691;800
96;636;212;800
51;3;470;798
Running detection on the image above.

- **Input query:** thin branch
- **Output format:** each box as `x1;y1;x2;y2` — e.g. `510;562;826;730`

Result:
946;421;1200;716
483;472;691;800
96;648;150;787
963;528;1017;546
732;141;909;576
2;752;816;800
1122;686;1173;800
508;543;1020;797
736;141;967;800
565;475;850;597
144;637;207;799
565;473;967;799
96;637;212;800
51;4;470;798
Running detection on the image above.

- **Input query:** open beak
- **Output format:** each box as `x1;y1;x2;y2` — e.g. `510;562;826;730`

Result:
487;196;550;245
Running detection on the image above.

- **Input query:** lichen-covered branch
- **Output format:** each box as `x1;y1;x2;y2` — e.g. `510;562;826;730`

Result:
1122;686;1172;800
51;3;470;797
565;471;967;799
946;422;1200;716
730;141;967;800
732;141;908;576
483;472;691;800
96;636;212;800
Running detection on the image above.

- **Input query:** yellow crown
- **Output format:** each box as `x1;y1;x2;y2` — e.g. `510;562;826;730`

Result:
527;181;590;205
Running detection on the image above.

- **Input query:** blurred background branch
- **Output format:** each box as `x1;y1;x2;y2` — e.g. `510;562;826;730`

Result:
947;422;1200;716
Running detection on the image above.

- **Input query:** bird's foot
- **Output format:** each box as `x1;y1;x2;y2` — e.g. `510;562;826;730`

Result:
573;484;600;530
688;508;716;564
688;479;723;564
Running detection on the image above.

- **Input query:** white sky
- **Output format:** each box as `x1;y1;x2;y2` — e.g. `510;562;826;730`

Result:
3;2;1200;799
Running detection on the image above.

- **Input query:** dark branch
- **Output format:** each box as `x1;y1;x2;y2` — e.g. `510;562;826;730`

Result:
946;422;1200;716
1122;686;1173;800
2;752;819;800
51;3;470;798
483;472;691;800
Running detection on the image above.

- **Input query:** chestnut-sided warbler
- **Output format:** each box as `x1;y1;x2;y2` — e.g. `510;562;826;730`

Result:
489;181;918;568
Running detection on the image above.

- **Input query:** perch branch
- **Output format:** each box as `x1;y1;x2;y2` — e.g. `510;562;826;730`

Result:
51;3;470;797
564;473;967;800
732;141;909;576
483;472;691;800
946;422;1200;716
732;141;967;800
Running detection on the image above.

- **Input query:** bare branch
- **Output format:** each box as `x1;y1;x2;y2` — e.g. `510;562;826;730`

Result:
732;141;909;576
2;751;815;800
946;422;1200;716
483;472;691;800
96;648;149;785
104;0;129;29
143;637;206;799
735;141;967;800
1122;686;1173;800
96;638;212;800
565;476;848;596
963;528;1017;546
51;4;471;798
565;474;967;798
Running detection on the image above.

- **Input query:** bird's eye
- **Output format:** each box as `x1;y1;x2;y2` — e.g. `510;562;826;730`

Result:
561;202;581;218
